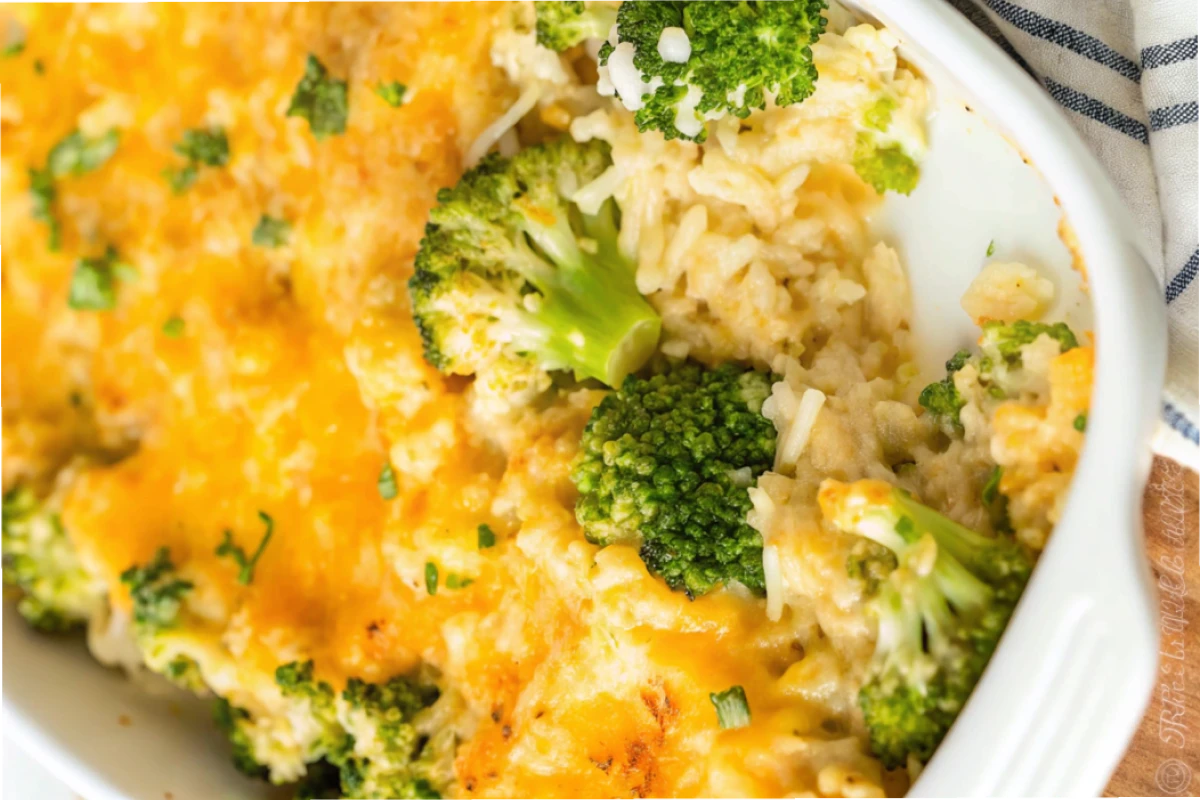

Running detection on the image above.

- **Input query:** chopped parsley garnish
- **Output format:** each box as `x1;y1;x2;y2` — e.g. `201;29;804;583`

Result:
250;212;292;247
164;165;198;194
710;686;751;730
477;523;496;549
377;462;398;500
1073;412;1088;432
29;129;121;250
68;247;130;311
215;511;275;585
374;81;407;108
287;54;349;140
424;562;438;595
164;126;229;194
32;58;43;75
445;574;474;590
251;214;291;248
3;23;24;58
174;127;230;166
29;167;59;249
48;129;120;177
162;316;186;338
986;240;996;257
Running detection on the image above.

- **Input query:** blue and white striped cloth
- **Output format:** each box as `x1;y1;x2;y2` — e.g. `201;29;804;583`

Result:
950;0;1199;470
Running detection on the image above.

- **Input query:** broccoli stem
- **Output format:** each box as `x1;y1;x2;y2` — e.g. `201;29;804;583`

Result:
565;5;617;44
511;201;660;387
895;491;1000;572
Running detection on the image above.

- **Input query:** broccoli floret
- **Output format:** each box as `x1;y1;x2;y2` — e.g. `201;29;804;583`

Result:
534;1;617;51
572;359;777;597
978;319;1078;364
214;698;270;779
845;537;897;596
917;349;970;434
267;662;446;799
409;137;660;393
1;486;106;632
293;758;344;800
118;546;206;689
162;655;206;692
818;479;1032;768
918;321;1080;434
597;1;827;142
119;547;193;633
853;95;921;195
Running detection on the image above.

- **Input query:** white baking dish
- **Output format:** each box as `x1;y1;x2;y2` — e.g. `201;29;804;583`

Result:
3;1;1167;797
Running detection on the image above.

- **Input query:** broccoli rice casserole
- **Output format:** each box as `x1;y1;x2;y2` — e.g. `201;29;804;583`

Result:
1;3;1094;798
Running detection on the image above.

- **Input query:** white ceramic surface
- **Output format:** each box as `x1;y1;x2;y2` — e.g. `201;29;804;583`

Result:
3;1;1167;798
5;735;79;800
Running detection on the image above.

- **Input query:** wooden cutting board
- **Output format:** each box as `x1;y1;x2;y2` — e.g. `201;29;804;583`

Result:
1105;457;1200;797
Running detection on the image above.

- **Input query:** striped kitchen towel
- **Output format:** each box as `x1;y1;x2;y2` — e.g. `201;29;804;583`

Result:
950;0;1199;470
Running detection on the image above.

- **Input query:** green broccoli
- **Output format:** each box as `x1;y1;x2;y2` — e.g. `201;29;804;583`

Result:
119;547;193;632
978;319;1078;365
534;1;617;52
845;537;897;596
918;321;1080;433
917;349;970;435
597;1;827;142
119;546;205;689
818;478;1032;768
237;660;447;798
409;137;660;393
213;698;269;779
853;95;921;195
572;359;777;597
1;486;106;632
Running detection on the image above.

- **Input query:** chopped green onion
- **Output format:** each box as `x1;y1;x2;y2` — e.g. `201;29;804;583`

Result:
1073;412;1087;432
986;240;996;257
424;562;438;595
710;686;751;730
